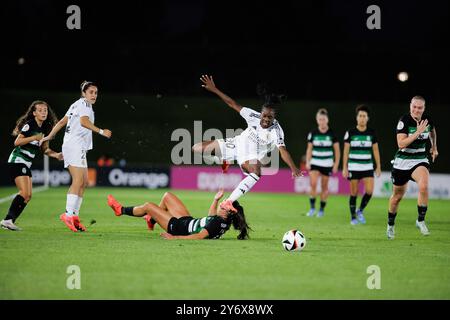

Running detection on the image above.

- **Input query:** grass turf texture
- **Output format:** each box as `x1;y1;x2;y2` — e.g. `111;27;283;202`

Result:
1;187;449;299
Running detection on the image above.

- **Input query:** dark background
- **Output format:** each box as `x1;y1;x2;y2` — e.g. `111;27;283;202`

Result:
1;0;449;172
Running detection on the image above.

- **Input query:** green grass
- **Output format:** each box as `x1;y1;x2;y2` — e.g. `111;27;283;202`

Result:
1;187;450;299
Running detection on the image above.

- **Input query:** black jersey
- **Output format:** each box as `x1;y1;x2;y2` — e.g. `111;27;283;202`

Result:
393;113;434;170
189;216;231;239
8;119;43;169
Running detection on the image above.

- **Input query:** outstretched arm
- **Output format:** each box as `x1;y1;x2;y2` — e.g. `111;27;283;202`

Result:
161;229;209;240
279;146;301;177
41;141;64;161
39;116;68;146
200;75;243;113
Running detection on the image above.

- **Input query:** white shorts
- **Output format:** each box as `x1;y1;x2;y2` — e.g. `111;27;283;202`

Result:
217;137;262;165
62;145;88;168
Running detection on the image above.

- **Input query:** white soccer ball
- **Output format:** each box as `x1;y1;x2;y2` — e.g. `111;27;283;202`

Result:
282;229;306;252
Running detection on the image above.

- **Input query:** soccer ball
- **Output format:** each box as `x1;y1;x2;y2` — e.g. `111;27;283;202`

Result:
282;229;306;252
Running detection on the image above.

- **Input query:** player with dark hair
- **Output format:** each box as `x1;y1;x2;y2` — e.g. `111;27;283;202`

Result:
193;75;301;212
1;101;63;231
40;81;112;232
305;108;340;217
387;96;438;239
342;105;381;225
107;189;251;240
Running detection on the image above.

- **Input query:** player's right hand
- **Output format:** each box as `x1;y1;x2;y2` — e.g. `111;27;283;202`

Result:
415;119;428;136
34;133;44;141
342;168;348;179
214;189;224;201
102;129;112;139
200;75;217;92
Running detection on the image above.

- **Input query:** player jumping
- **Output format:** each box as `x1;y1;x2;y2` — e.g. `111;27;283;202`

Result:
192;75;301;212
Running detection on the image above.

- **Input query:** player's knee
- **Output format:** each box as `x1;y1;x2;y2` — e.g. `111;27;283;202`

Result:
418;182;428;194
392;194;402;204
247;166;261;177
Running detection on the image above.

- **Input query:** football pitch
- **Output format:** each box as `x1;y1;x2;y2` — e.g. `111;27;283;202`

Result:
1;187;449;300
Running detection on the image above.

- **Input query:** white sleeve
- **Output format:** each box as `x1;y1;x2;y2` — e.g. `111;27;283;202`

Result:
78;101;91;118
274;123;285;147
240;107;260;123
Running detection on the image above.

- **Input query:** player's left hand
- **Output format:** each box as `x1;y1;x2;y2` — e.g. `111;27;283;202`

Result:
430;148;439;162
332;165;339;174
160;232;174;240
56;152;64;161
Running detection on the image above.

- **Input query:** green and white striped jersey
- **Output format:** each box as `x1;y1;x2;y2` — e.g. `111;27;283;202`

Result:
307;128;338;168
188;216;231;239
8;119;43;168
344;127;378;171
393;113;433;170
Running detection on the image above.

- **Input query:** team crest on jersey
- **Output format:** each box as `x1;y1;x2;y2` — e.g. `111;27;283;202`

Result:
21;124;30;132
397;121;404;130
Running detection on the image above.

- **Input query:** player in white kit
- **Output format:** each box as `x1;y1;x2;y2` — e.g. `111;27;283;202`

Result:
40;81;112;232
193;75;301;212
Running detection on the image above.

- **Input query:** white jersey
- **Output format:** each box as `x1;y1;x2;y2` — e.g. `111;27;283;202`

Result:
63;98;95;150
237;107;285;157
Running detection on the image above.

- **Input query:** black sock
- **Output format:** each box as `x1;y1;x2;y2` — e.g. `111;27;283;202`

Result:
349;196;357;219
359;193;372;211
309;197;316;210
320;201;326;211
417;205;428;222
5;195;27;222
121;206;135;216
388;212;397;226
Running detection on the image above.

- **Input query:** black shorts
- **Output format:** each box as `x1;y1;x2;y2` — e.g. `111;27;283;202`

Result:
167;216;194;236
391;163;429;186
348;170;374;180
310;165;332;176
8;163;32;181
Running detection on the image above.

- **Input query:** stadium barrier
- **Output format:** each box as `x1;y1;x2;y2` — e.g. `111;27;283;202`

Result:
170;165;450;199
0;164;170;189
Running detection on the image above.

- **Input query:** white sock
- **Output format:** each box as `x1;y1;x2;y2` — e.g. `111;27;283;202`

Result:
203;154;221;165
66;194;79;216
75;197;83;216
228;173;260;202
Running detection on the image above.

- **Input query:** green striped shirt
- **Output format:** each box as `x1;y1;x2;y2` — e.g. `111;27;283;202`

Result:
307;128;338;168
8;119;43;168
344;127;377;171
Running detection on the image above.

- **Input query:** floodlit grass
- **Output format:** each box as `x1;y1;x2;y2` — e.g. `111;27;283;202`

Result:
1;187;449;299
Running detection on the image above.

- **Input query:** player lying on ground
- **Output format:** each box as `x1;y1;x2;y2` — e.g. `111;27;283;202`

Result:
193;75;301;212
387;95;438;239
1;101;63;231
107;189;251;240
